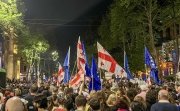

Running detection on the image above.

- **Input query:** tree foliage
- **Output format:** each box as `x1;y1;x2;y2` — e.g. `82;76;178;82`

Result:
0;0;23;33
98;0;180;72
19;33;49;64
0;0;51;79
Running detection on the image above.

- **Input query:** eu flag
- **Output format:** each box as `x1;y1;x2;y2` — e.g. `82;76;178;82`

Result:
89;57;101;91
144;46;159;84
124;51;133;79
144;47;157;69
63;47;70;83
85;63;91;78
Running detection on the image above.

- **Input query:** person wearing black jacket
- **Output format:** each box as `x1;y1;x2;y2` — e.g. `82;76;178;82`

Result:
150;89;178;111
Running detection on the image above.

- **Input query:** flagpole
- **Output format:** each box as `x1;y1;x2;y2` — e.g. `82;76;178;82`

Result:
145;64;148;79
144;46;148;80
100;69;102;89
124;51;126;69
123;35;126;79
72;60;77;76
123;33;126;68
68;47;70;85
92;73;94;91
177;54;180;73
144;36;148;80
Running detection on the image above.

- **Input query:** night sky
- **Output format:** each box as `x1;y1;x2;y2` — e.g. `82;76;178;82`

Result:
24;0;112;62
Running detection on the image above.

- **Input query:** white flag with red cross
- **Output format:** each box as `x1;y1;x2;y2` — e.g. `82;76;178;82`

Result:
77;37;86;71
97;42;127;77
57;63;65;83
69;69;84;87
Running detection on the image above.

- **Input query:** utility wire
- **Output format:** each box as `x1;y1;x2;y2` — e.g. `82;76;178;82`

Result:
24;22;101;27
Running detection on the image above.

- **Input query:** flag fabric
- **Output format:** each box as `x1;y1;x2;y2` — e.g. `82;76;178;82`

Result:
77;37;86;71
97;42;127;77
146;76;152;85
141;73;147;81
82;42;88;62
63;47;70;84
124;51;133;79
144;46;159;84
69;69;84;87
85;63;91;80
81;40;91;81
150;69;159;84
144;47;157;69
89;57;101;91
57;63;65;84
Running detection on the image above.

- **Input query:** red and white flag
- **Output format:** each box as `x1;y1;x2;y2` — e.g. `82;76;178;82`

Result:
77;37;86;71
97;42;127;77
146;76;152;85
69;69;84;87
57;63;65;83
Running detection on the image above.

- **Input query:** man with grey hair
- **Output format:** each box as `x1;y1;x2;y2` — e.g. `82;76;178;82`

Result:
5;96;26;111
135;84;148;101
150;89;178;111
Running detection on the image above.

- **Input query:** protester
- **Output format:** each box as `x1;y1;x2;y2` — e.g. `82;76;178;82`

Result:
33;94;48;111
116;95;130;111
5;96;26;111
150;89;178;111
130;100;146;111
89;98;101;111
24;84;38;111
135;85;148;101
75;95;87;111
52;96;66;111
146;87;159;111
1;76;180;111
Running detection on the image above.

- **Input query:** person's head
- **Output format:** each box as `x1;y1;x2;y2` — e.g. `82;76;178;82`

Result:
95;91;106;103
30;84;38;94
5;97;26;111
64;87;73;95
158;89;169;101
106;94;117;106
134;96;144;102
127;88;138;102
134;96;146;109
116;88;125;98
116;96;130;110
89;98;100;111
75;95;87;108
44;83;49;90
145;87;159;110
52;87;58;95
64;96;74;110
130;101;146;111
104;83;111;90
33;94;48;109
162;84;168;90
139;85;148;92
57;96;66;106
14;88;21;96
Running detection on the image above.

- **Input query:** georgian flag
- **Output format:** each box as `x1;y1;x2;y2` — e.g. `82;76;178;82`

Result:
97;42;127;77
77;37;86;71
57;63;65;83
69;69;84;87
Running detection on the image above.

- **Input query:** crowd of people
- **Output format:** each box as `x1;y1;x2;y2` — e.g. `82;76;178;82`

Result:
0;78;180;111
